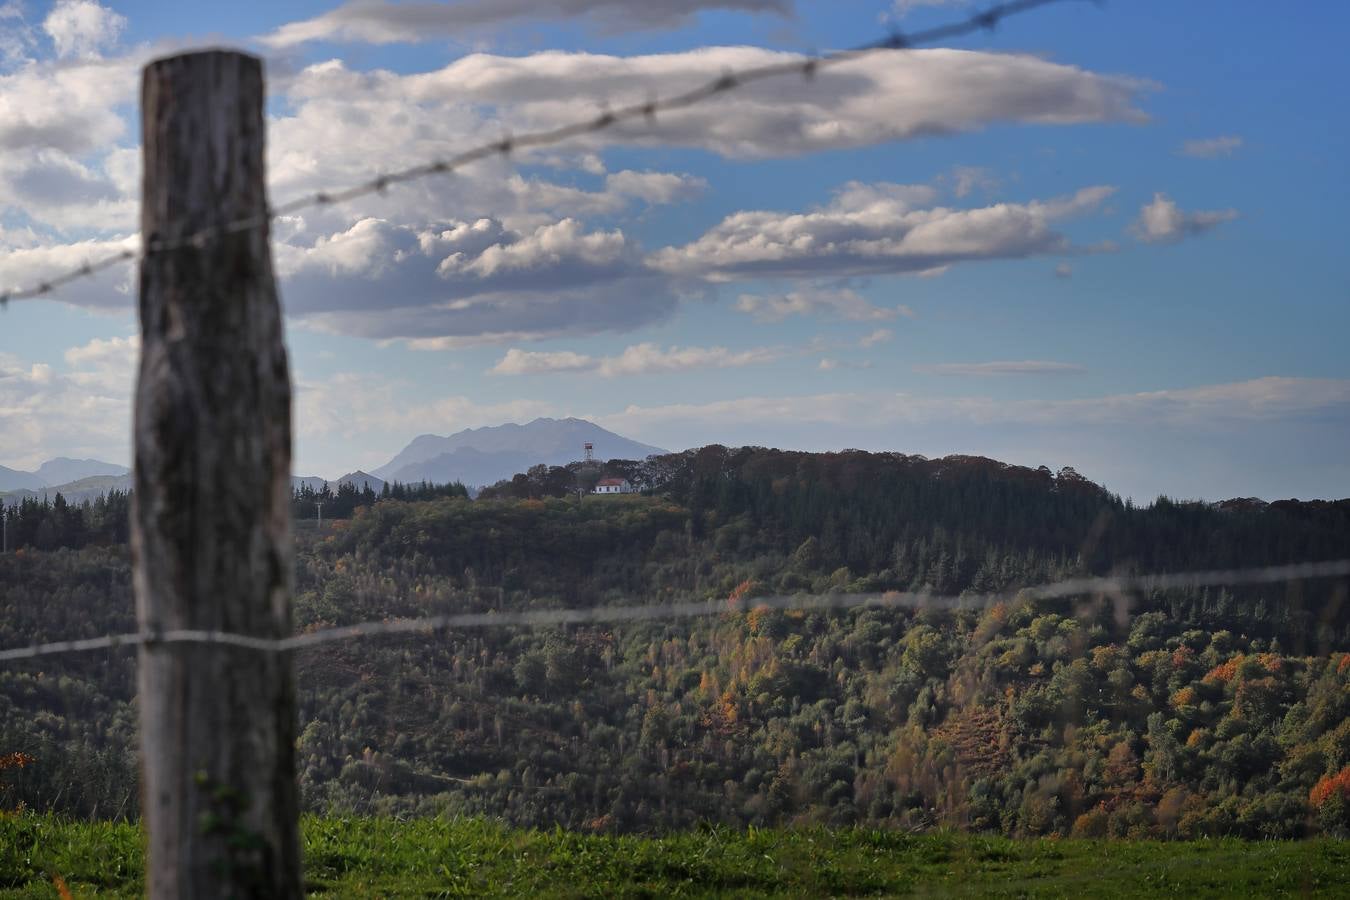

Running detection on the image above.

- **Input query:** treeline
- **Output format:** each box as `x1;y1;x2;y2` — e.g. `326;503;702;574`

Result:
2;447;1348;838
0;480;474;555
643;446;1350;579
292;479;468;521
0;491;130;552
476;461;610;500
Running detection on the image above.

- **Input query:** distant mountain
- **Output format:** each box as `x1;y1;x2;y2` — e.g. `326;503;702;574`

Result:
1;473;133;507
291;472;388;493
292;475;329;492
335;471;385;492
35;458;129;485
0;465;47;492
373;418;667;488
0;458;128;492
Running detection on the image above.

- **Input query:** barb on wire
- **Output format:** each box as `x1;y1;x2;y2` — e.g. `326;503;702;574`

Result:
0;0;1083;309
2;559;1346;664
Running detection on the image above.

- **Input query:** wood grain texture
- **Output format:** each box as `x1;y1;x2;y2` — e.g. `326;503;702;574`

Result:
133;49;301;899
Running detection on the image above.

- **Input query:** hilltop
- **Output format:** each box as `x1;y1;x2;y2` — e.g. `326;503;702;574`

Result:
3;445;1348;840
372;417;667;488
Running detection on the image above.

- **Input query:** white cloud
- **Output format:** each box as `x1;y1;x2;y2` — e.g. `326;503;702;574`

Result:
604;169;707;205
0;338;137;468
271;213;688;342
601;377;1350;431
947;165;998;198
438;218;627;278
1130;192;1237;244
0;234;137;306
734;287;902;322
268;47;1144;173
0;6;141;246
0;26;1146;352
62;334;138;383
0;2;36;67
859;328;894;348
0;46;136;156
260;0;790;47
817;357;874;371
1054;261;1072;278
914;360;1085;376
652;182;1116;280
1179;135;1242;159
489;348;598;376
490;342;784;376
43;0;125;60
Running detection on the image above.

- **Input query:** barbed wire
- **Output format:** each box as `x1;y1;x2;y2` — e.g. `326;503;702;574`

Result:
0;0;1085;308
2;558;1346;664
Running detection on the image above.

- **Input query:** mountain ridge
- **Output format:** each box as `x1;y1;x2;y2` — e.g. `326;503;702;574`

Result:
0;457;129;492
372;417;667;487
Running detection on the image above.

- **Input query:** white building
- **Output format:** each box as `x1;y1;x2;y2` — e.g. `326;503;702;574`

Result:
593;477;633;495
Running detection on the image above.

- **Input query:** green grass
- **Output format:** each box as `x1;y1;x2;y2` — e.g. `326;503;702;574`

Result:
1;814;1345;897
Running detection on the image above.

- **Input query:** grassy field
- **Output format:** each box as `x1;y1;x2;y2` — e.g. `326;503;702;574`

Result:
1;814;1346;897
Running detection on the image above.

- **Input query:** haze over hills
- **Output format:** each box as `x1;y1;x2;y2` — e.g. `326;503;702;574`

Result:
1;473;133;507
293;471;387;493
4;473;390;509
0;465;46;493
2;420;659;504
0;458;129;493
371;417;668;488
36;458;129;486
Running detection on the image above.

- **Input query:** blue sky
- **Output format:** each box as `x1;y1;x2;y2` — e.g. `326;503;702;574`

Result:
1;0;1347;500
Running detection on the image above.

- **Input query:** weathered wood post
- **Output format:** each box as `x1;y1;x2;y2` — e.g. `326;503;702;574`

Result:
133;49;301;898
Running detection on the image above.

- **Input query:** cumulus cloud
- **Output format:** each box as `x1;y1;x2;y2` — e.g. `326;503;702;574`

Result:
43;0;125;59
0;48;136;157
437;218;627;278
914;360;1085;376
0;338;137;467
603;169;707;205
2;26;1145;348
268;47;1144;172
1179;135;1242;158
11;173;1119;344
260;0;790;47
1130;192;1237;244
269;212;691;342
490;342;784;376
63;333;137;372
734;287;903;322
652;181;1116;280
0;234;136;305
0;3;141;252
275;214;635;294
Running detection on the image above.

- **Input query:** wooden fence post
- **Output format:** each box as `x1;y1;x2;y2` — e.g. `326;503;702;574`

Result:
133;49;301;898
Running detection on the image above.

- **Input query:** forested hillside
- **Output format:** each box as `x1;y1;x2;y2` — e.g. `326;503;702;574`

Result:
2;448;1348;838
